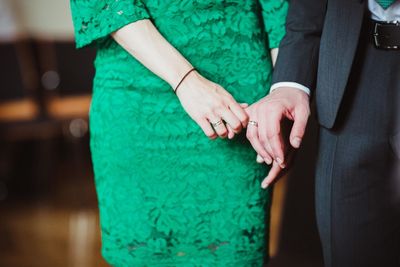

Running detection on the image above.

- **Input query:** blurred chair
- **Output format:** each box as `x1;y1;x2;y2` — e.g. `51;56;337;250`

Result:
35;40;95;123
0;38;54;199
32;39;96;193
0;38;69;140
0;37;96;199
0;39;39;125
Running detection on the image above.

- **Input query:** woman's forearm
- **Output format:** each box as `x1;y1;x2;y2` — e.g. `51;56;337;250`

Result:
111;19;248;140
111;19;193;90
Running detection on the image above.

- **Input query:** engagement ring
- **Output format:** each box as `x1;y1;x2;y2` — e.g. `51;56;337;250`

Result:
211;120;223;128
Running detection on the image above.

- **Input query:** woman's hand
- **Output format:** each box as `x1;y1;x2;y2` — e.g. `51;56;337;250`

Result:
111;20;248;139
176;70;249;139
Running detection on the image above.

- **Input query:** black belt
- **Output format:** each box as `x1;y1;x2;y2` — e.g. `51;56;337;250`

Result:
373;20;400;50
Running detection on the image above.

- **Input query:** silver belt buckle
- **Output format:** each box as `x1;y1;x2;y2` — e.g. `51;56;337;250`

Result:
373;20;400;50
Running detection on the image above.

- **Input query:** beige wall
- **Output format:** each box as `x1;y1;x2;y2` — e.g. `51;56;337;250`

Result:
0;0;74;40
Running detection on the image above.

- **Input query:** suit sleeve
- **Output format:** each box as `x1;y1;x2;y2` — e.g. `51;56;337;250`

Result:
70;0;151;48
272;0;328;93
259;0;289;49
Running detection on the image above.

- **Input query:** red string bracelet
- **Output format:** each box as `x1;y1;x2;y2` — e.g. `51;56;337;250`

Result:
174;68;196;94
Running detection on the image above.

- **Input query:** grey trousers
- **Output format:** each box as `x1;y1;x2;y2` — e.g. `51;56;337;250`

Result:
315;19;400;267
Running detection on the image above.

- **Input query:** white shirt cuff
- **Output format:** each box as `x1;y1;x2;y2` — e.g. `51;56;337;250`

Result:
270;82;311;95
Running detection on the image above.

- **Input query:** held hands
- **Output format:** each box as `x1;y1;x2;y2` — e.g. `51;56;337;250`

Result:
174;70;311;190
176;70;249;139
245;87;311;188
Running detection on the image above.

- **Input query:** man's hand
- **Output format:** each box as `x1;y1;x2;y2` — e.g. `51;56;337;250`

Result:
245;87;310;188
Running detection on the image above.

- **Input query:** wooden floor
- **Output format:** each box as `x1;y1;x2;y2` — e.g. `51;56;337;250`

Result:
0;205;108;267
0;137;108;267
0;136;322;267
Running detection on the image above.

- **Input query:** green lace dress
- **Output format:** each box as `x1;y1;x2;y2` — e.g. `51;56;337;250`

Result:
70;0;287;266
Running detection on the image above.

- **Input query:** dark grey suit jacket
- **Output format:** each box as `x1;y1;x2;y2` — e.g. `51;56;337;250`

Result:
272;0;366;129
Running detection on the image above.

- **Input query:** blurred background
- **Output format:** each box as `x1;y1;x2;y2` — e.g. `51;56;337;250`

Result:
0;1;323;266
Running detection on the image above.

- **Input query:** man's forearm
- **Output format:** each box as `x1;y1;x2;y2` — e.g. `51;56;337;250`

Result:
272;0;328;93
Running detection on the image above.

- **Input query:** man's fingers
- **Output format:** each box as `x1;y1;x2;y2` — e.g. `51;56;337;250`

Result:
261;140;274;165
262;148;297;189
257;154;273;165
256;154;264;163
261;160;283;189
269;134;286;167
246;125;273;164
265;139;274;157
290;107;310;148
262;109;285;167
263;148;297;188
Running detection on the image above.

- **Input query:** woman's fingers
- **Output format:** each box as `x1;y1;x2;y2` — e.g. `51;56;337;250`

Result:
227;124;235;139
197;118;218;139
229;101;249;128
208;114;228;138
188;85;250;140
225;102;250;138
220;109;242;134
204;104;245;140
175;75;254;141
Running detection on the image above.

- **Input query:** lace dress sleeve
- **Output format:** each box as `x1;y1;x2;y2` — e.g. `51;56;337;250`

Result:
70;0;151;48
259;0;288;49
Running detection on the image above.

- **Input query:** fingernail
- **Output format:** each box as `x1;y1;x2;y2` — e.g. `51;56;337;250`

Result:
275;158;286;169
292;137;302;148
264;157;272;165
261;180;269;189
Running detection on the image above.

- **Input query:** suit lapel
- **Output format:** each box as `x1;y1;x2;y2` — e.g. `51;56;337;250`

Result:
334;0;365;98
317;0;366;128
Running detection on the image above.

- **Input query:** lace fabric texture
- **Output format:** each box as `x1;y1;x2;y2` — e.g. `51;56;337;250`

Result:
70;0;288;266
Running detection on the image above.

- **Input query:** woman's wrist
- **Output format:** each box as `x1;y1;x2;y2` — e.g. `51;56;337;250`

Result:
174;68;197;93
174;70;205;97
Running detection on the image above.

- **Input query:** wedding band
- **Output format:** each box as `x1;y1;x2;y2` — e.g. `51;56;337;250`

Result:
211;120;223;128
248;120;258;127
